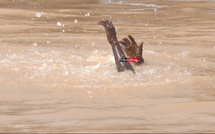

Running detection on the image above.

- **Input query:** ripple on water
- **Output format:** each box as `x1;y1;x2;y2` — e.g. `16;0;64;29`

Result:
98;0;168;9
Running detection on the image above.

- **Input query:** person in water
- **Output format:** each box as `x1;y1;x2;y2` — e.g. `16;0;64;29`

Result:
98;20;144;74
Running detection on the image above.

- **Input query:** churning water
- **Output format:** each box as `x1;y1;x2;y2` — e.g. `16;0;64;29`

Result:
0;0;215;133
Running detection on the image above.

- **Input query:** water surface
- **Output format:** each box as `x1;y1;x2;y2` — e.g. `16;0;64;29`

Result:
0;0;215;133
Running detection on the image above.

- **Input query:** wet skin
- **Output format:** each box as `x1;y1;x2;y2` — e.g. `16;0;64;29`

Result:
98;20;144;73
119;35;144;65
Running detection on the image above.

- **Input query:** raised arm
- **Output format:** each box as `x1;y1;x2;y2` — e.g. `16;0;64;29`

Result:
97;20;135;74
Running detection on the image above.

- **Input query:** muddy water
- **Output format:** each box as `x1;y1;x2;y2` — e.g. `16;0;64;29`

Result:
0;0;215;133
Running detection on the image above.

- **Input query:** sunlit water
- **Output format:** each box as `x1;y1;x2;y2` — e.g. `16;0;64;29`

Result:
0;0;215;133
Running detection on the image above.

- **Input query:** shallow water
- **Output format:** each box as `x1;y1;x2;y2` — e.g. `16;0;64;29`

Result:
0;0;215;133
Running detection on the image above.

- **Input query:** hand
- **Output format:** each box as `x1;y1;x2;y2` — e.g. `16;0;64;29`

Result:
119;35;144;65
98;20;135;73
97;20;117;44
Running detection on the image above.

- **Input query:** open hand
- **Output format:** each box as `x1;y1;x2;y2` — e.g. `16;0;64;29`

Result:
119;35;144;65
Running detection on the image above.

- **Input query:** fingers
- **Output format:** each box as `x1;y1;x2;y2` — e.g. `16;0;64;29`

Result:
97;20;114;29
119;40;127;46
97;20;109;29
109;21;114;28
97;20;105;26
119;35;138;48
137;42;144;57
122;38;131;44
118;32;145;64
128;35;138;47
135;42;144;65
119;38;131;47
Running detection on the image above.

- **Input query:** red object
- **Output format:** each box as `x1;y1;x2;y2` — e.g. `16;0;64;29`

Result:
127;57;139;62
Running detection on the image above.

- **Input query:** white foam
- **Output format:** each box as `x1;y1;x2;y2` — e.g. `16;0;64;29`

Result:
85;12;90;17
56;21;62;27
0;59;11;63
0;44;192;89
32;42;38;47
145;50;157;55
74;19;78;24
35;12;43;18
180;50;191;57
93;50;98;55
98;0;168;9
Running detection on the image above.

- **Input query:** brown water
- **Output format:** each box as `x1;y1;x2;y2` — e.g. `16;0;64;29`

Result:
0;0;215;133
